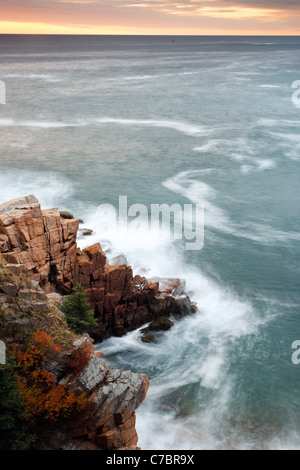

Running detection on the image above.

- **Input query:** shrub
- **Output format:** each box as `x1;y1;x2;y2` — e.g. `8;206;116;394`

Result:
64;346;92;377
0;357;35;449
60;283;97;333
13;330;91;423
18;372;90;422
15;330;62;372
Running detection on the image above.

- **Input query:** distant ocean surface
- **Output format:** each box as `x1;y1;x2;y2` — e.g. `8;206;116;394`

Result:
0;35;300;450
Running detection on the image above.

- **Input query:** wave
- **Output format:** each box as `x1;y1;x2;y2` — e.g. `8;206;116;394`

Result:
95;117;210;137
193;137;255;160
162;170;299;246
240;159;276;173
2;73;60;82
266;132;300;160
257;84;282;88
96;218;272;449
270;133;300;143
0;167;75;210
90;198;266;449
0;118;87;129
109;71;201;82
256;118;300;127
0;116;210;137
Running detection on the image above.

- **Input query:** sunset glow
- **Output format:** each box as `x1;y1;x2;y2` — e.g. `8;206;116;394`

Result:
0;0;299;35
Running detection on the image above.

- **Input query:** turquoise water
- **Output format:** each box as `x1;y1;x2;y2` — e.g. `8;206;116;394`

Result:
0;35;300;449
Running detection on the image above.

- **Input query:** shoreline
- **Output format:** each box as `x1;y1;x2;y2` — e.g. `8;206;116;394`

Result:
0;193;195;450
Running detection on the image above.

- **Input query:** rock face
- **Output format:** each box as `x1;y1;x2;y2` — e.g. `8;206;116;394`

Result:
0;195;196;450
0;264;149;450
0;195;78;293
0;195;193;342
60;337;150;450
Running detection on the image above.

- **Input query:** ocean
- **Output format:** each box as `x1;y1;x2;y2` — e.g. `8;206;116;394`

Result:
0;34;299;450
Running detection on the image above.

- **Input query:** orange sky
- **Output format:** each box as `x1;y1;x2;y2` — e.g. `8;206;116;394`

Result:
0;0;299;35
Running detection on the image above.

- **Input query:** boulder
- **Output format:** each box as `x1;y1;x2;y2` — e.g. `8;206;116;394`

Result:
59;211;75;220
110;253;128;266
78;228;93;237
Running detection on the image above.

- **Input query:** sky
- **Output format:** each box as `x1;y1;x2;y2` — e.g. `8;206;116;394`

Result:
0;0;299;35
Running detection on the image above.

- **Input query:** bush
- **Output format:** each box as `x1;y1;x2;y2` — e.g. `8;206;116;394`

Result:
60;283;97;333
0;358;35;449
14;331;91;423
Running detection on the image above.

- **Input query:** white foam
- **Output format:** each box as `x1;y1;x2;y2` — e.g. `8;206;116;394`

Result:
256;159;276;170
162;170;233;235
258;85;281;88
238;222;300;244
193;137;255;160
95;117;210;137
0;168;74;210
0;118;88;129
266;132;300;160
271;133;300;143
98;229;263;450
241;159;276;173
0;118;14;127
109;71;201;82
123;75;153;80
0;116;210;137
257;118;300;127
3;73;60;82
83;166;291;451
162;170;298;246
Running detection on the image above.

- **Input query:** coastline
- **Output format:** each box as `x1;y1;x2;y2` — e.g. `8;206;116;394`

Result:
0;194;195;450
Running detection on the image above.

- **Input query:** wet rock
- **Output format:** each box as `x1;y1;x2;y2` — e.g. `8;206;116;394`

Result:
141;332;157;344
140;316;174;343
0;195;193;343
148;316;174;331
110;253;128;266
78;228;93;237
59;211;75;220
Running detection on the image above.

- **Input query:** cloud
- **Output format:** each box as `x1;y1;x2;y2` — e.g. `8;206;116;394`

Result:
123;0;299;19
2;0;299;13
0;0;299;34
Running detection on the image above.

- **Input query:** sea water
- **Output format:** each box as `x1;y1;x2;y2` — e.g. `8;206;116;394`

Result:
0;35;300;449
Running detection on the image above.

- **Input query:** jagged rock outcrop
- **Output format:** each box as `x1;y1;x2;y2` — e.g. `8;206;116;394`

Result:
0;195;78;292
0;265;149;450
59;336;149;450
0;195;194;342
0;194;196;450
60;344;149;449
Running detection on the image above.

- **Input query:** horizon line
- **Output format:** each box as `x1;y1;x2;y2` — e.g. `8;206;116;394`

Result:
0;33;299;36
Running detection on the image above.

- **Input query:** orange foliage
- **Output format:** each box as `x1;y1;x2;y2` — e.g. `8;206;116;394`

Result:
65;347;92;377
15;331;62;371
19;375;89;422
14;330;91;422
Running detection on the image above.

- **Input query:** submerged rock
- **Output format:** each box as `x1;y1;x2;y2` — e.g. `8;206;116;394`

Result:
110;253;128;266
140;316;174;343
141;332;157;344
78;228;93;237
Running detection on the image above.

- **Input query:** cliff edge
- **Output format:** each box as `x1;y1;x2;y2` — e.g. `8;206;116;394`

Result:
0;195;194;450
0;195;193;342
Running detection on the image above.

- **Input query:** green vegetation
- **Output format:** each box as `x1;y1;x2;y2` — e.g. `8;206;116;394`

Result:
60;283;97;333
0;357;35;450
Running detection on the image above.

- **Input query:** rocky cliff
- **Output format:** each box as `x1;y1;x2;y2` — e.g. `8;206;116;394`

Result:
0;262;149;450
0;195;194;450
0;195;194;342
